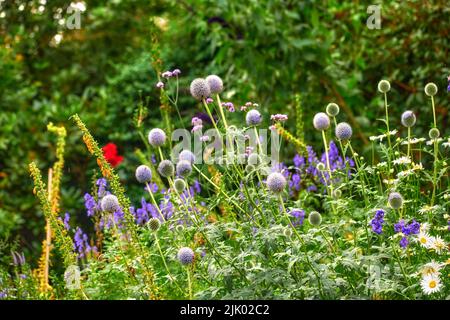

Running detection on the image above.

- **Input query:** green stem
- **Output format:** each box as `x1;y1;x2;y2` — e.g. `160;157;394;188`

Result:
154;233;184;295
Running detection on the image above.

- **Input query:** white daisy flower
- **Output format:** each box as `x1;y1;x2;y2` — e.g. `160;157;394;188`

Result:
417;232;433;248
442;138;450;148
420;222;431;233
420;261;442;276
383;178;399;186
420;274;442;295
393;156;411;165
431;236;447;254
401;137;426;145
426;138;443;146
397;169;414;178
418;205;440;215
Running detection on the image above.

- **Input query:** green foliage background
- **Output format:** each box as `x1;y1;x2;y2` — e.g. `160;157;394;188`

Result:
0;0;449;262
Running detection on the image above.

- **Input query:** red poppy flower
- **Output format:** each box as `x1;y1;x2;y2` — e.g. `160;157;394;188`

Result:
102;143;124;168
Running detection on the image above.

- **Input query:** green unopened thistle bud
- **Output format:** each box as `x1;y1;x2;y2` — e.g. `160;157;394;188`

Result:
326;103;340;117
148;217;161;231
174;178;186;193
332;189;342;199
308;211;322;226
245;164;255;174
283;228;293;238
429;128;440;139
316;162;326;171
424;82;438;96
378;80;391;93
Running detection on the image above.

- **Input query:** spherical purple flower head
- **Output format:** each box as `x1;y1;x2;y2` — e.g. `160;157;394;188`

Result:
401;110;416;128
377;79;391;93
335;122;353;141
266;172;287;193
246;109;262;126
326;103;340;117
135;165;152;184
172;69;181;76
388;192;404;209
190;78;211;100
176;160;192;177
308;211;322;226
101;194;120;213
158;159;174;178
148;128;166;147
179;150;196;164
177;247;195;265
206;75;223;94
424;82;438;96
313;112;330;131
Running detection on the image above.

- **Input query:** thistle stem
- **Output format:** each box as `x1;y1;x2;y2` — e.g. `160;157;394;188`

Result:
202;99;220;133
216;94;228;130
145;183;165;221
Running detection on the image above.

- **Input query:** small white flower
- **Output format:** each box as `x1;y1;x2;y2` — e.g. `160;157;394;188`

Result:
426;138;443;146
401;137;426;145
420;261;442;276
420;274;442;295
420;222;431;233
412;162;424;171
397;170;414;179
393;156;411;165
431;236;447;254
418;205;440;215
417;232;433;248
442;138;450;148
383;178;399;186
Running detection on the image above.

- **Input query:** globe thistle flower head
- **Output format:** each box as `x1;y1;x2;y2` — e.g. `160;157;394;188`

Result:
388;192;404;209
179;150;196;164
266;172;287;193
135;165;152;184
190;78;211;100
205;75;223;94
148;128;166;147
424;82;438;96
316;162;326;171
148;217;161;231
245;164;255;174
401;111;416;128
308;211;322;226
246;109;262;126
101;194;120;213
335;122;353;141
332;189;342;199
326;103;340;117
378;80;391;93
177;247;195;265
174;178;186;193
313;112;330;131
158;160;175;178
429;128;440;139
176;160;192;177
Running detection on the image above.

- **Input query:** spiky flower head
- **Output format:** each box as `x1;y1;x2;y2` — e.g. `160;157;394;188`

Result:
205;75;223;94
378;80;391;93
177;247;195;265
247;153;261;165
326;103;340;117
316;162;326;171
148;128;166;147
246;109;262;126
308;211;322;226
148;217;161;231
190;78;211;100
429;128;440;139
332;189;342;199
179;150;196;164
245;164;255;174
174;178;186;193
401;111;416;128
335;122;353;141
101;194;120;213
135;165;152;184
424;82;438;96
266;172;287;193
176;160;192;177
313;112;330;131
158;160;174;178
388;192;404;209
